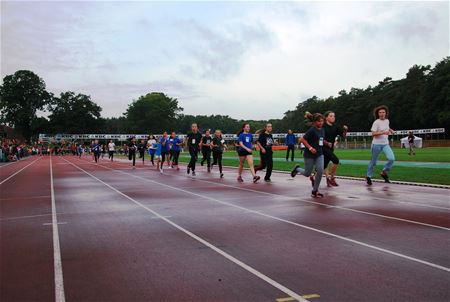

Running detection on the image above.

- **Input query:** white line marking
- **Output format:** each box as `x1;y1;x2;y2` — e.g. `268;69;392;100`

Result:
50;155;66;302
0;213;53;221
80;158;450;273
62;157;308;302
43;222;67;226
0;157;40;185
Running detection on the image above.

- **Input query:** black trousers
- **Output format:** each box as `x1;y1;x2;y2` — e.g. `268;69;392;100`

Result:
109;151;114;161
323;147;339;169
94;152;100;163
188;147;199;171
171;150;180;165
212;150;223;173
286;145;295;161
201;148;212;167
255;151;273;180
139;151;145;163
129;151;136;166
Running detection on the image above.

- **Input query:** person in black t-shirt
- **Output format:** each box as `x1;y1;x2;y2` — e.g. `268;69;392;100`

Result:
200;129;213;172
128;137;137;168
211;129;226;178
323;111;348;187
291;112;325;198
407;131;415;155
138;139;146;164
185;123;202;176
255;123;275;182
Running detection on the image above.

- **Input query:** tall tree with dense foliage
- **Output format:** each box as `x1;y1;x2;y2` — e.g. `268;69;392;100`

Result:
0;70;52;140
48;91;102;133
125;92;183;133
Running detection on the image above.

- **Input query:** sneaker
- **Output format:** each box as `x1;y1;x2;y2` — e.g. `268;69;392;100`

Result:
176;166;180;171
291;165;299;178
366;176;372;186
311;191;324;198
309;175;315;188
237;176;244;183
331;177;339;187
253;176;261;183
200;161;204;166
326;177;333;187
160;169;163;173
264;178;271;182
220;173;224;178
192;171;196;176
207;167;211;173
380;171;390;183
187;167;191;175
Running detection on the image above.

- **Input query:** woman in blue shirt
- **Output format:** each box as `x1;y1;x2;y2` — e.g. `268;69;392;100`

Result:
160;132;170;172
237;123;260;183
169;132;182;170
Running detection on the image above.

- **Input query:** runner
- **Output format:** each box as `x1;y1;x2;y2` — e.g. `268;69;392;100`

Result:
285;129;296;161
237;123;260;183
128;137;137;168
138;139;146;164
169;132;182;170
77;144;83;158
366;105;395;185
211;129;226;178
323;111;348;187
108;140;116;162
255;123;274;182
101;144;107;159
186;123;202;176
407;131;416;155
92;139;101;163
160;132;170;172
147;135;157;166
200;129;213;172
291;112;325;198
154;139;162;172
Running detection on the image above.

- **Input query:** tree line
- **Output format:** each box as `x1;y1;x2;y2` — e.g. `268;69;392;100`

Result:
1;57;448;141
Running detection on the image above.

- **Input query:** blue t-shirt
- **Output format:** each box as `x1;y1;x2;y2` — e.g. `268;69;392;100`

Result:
286;133;296;145
160;137;170;152
155;143;162;156
238;133;253;151
170;137;181;152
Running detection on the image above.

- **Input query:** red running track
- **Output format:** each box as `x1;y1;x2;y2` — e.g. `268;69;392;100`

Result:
1;155;449;302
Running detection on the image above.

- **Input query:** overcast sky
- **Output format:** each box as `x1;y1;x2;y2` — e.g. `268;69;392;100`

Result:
1;1;448;120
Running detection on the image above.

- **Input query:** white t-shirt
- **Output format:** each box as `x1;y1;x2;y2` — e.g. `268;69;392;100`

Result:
108;142;115;151
147;139;156;149
371;119;390;145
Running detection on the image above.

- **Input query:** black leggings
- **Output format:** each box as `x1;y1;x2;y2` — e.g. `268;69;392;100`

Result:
323;147;339;169
255;151;273;180
171;150;180;166
286;145;295;161
129;151;136;166
161;151;169;167
212;150;223;173
201;148;211;167
108;151;114;161
188;147;199;171
139;151;145;163
94;152;100;163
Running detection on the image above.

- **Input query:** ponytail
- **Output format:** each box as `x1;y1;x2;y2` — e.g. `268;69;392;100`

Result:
304;112;324;126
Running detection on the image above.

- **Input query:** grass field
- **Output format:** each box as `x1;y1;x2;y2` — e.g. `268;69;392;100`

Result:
117;147;450;185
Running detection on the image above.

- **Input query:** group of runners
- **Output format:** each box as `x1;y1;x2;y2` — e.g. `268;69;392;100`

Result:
73;105;399;198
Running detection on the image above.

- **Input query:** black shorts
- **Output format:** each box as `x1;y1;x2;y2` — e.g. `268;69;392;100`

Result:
238;149;252;157
323;147;339;167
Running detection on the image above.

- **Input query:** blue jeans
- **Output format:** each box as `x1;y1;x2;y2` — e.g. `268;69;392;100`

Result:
367;144;395;177
296;155;324;192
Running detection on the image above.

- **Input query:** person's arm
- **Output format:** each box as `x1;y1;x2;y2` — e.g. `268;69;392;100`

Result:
300;137;317;154
239;141;252;153
256;140;266;154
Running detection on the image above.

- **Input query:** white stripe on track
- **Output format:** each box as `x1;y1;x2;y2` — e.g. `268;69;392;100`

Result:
62;157;308;302
81;158;450;273
50;155;66;302
0;157;40;185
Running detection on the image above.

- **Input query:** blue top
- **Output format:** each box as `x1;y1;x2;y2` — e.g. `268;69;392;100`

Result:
155;143;162;156
238;133;253;151
170;137;181;152
92;143;101;153
160;137;171;152
285;133;296;145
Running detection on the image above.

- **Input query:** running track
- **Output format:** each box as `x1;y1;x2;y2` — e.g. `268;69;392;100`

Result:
1;155;449;301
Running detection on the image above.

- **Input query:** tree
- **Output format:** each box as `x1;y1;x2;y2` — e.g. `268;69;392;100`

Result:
0;70;52;140
48;91;102;133
125;92;183;133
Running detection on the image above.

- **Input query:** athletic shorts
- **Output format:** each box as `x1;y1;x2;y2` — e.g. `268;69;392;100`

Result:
323;147;339;166
238;149;252;157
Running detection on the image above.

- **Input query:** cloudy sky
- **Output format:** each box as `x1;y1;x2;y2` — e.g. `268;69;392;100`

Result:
1;1;448;120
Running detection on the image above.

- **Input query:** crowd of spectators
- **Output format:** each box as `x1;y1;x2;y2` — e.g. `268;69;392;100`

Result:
0;138;30;162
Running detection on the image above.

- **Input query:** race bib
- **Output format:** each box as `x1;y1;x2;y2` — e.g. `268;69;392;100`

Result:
319;138;323;146
192;139;196;144
221;139;225;144
245;137;250;143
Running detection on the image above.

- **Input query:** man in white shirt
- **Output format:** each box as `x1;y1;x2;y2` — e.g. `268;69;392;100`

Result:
108;140;116;162
366;105;395;185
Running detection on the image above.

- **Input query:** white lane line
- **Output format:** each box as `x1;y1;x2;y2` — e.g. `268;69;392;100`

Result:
0;213;53;221
0;157;41;185
50;155;66;302
91;158;449;231
62;157;308;302
81;158;450;273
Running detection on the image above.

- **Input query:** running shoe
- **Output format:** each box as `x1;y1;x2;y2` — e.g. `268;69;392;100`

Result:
192;171;196;176
326;177;333;187
264;178;271;182
160;169;163;174
311;191;324;198
366;176;372;185
309;175;315;188
291;165;299;178
207;167;211;173
220;173;224;178
331;177;339;187
237;176;244;183
380;171;390;183
176;167;180;171
253;176;261;183
187;167;190;175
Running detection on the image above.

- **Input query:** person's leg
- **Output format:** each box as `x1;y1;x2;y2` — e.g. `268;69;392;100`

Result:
191;149;198;172
295;157;314;177
246;155;257;177
238;156;245;177
381;145;395;173
142;152;145;163
255;152;267;172
150;151;155;165
313;155;324;192
111;151;114;162
201;149;206;165
286;147;290;161
206;150;211;168
367;144;383;178
132;153;136;166
218;152;223;175
174;151;180;166
265;152;273;180
291;145;295;161
161;152;166;168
